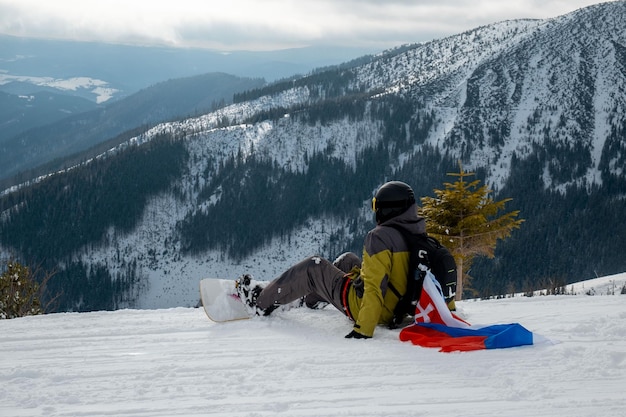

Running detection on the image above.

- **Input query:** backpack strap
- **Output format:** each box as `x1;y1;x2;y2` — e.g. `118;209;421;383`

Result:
386;225;428;328
386;224;457;328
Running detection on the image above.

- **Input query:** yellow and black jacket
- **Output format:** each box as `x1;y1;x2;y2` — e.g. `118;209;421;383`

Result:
347;204;426;337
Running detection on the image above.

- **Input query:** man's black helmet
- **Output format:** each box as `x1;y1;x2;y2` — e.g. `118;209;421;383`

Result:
372;181;416;224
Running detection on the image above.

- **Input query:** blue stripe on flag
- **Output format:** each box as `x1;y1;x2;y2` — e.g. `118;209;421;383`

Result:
417;322;534;349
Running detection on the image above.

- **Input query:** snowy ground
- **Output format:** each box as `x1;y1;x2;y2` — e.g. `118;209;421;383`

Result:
1;273;625;417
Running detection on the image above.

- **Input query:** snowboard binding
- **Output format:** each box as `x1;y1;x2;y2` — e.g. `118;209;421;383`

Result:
235;274;275;316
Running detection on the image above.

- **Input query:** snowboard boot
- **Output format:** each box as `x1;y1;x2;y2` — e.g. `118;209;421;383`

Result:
235;274;276;316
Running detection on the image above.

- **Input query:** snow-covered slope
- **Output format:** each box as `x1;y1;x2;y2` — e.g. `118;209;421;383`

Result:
1;273;624;417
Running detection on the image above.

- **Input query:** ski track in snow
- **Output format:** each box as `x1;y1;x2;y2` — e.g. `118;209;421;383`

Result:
2;274;625;417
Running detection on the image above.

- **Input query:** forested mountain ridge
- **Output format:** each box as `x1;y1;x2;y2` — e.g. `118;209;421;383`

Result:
1;2;625;311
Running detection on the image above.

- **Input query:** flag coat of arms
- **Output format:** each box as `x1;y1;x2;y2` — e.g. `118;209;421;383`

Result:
399;272;534;352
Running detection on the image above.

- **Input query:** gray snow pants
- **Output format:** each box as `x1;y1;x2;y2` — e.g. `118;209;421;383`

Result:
256;252;361;315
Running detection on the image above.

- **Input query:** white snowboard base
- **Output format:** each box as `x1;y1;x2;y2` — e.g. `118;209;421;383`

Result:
199;278;251;322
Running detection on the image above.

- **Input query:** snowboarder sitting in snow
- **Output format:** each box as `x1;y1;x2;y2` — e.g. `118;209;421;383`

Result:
235;181;456;339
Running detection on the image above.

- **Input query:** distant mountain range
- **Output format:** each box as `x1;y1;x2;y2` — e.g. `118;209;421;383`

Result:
1;2;625;311
0;34;379;99
0;72;266;186
0;36;377;185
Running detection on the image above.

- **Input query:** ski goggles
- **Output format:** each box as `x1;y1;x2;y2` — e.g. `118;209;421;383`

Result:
371;197;378;212
372;197;410;212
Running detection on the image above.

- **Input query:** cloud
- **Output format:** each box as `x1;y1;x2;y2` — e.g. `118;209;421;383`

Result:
0;0;611;51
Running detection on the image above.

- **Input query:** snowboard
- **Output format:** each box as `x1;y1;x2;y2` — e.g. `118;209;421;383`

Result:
199;278;251;322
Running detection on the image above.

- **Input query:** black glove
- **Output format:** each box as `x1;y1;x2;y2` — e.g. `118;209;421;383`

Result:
345;330;371;339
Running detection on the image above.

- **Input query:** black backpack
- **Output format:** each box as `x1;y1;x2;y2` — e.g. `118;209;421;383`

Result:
387;225;457;328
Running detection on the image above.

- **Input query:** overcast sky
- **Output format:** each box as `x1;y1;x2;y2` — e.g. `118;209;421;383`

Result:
0;0;615;52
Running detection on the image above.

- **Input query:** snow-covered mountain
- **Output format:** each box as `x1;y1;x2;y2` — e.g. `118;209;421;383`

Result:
1;2;625;311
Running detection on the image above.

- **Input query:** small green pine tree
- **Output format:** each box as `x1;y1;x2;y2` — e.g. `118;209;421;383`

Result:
420;164;524;300
0;261;43;319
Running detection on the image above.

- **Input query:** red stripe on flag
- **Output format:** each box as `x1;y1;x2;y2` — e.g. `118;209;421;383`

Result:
399;325;488;352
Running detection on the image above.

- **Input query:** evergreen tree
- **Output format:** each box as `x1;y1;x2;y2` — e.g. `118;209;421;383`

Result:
0;261;43;319
419;164;524;299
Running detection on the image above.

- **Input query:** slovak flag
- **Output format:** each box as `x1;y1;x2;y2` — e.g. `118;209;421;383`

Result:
399;271;534;352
